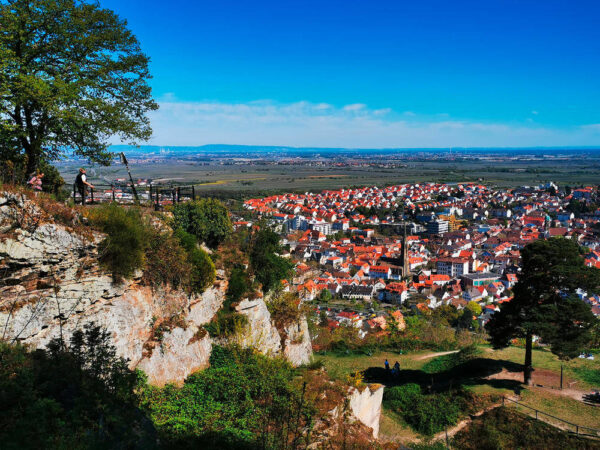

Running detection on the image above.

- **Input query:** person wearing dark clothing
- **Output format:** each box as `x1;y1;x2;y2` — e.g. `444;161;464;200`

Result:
75;168;94;205
393;361;400;378
384;359;390;372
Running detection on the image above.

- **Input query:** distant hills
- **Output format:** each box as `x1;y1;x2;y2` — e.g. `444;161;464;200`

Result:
109;144;600;157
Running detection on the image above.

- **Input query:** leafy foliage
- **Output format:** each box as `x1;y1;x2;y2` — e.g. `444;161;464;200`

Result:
249;226;293;293
0;0;158;177
143;229;193;290
171;199;232;248
487;238;600;381
174;228;216;293
140;346;312;449
421;345;482;374
0;324;153;450
226;266;252;303
89;203;150;280
384;384;461;435
267;291;305;331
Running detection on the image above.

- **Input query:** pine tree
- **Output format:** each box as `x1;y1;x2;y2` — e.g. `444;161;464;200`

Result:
487;238;599;384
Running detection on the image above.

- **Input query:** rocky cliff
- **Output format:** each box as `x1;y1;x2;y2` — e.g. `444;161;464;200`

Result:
0;191;312;385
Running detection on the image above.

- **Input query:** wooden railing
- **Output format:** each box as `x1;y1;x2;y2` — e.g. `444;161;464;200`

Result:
503;396;600;439
71;183;204;206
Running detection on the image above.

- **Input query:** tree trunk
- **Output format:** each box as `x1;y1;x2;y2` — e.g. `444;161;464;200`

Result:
25;145;39;179
524;331;533;385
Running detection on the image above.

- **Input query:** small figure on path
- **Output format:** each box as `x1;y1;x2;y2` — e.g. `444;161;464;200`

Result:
385;359;390;372
75;168;94;205
393;361;401;378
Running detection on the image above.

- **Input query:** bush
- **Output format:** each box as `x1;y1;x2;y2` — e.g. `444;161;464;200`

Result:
140;345;308;449
267;291;305;330
204;310;248;338
226;266;252;302
422;344;482;374
249;226;293;293
89;203;150;280
171;199;232;248
143;229;192;290
0;324;152;449
384;385;462;435
174;228;216;293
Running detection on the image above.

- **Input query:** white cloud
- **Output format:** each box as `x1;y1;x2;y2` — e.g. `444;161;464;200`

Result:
342;103;366;111
138;100;600;147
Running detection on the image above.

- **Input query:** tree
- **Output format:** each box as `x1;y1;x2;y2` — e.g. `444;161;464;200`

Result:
487;238;600;384
249;226;293;293
0;0;158;178
172;199;233;249
465;301;482;317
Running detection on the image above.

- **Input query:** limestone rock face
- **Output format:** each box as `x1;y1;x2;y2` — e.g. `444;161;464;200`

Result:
283;317;312;366
348;385;385;438
0;192;312;385
233;298;282;356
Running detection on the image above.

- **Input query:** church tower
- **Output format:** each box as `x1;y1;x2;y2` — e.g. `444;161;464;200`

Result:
401;223;411;279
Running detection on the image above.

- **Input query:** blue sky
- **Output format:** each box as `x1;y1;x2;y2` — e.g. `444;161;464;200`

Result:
103;0;600;147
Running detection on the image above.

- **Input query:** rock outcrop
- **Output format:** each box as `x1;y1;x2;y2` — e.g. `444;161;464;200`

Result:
0;191;311;386
348;384;385;438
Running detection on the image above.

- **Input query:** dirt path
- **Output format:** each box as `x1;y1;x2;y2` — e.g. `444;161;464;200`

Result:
415;350;459;361
485;368;589;402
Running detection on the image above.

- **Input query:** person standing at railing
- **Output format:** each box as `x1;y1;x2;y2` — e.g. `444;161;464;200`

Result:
75;168;95;205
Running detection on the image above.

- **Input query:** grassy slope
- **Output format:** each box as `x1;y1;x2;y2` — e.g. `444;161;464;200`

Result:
316;345;600;444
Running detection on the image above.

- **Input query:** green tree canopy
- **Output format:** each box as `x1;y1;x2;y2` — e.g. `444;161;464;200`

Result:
249;226;293;293
465;301;482;317
0;0;158;178
172;199;233;249
487;238;600;384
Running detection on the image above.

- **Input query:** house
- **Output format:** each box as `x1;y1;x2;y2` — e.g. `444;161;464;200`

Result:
336;311;363;328
378;282;409;304
463;287;486;303
340;285;373;301
436;257;469;277
502;273;518;289
461;272;500;288
369;265;391;280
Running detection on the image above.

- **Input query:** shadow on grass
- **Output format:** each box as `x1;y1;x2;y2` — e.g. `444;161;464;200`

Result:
362;357;524;394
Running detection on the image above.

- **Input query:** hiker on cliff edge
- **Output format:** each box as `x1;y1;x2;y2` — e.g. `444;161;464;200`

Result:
75;168;94;205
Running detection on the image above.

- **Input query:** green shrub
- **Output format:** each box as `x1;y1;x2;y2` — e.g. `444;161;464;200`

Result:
384;385;467;435
89;203;150;280
143;229;192;290
0;325;151;449
384;383;422;410
204;310;248;338
249;226;293;293
171;199;232;248
140;345;307;449
267;291;305;330
226;266;252;302
187;245;216;293
173;228;216;293
422;344;482;374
